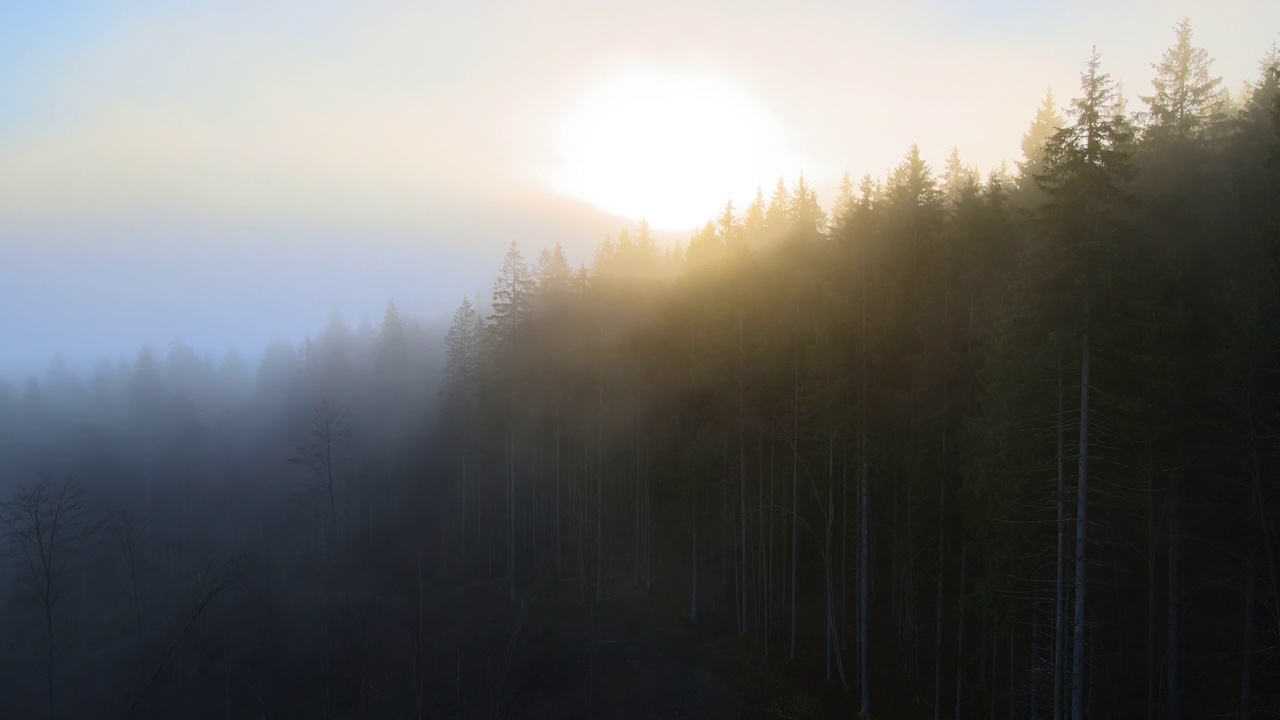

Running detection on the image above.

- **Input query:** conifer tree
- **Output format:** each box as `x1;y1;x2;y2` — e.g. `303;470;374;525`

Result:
1016;89;1067;200
766;177;792;237
744;187;767;239
833;172;856;222
1034;48;1135;720
790;173;827;235
1140;19;1226;146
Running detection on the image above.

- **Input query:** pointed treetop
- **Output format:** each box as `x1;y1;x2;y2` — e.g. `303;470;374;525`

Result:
1139;18;1225;144
1034;48;1135;216
636;219;655;252
717;199;741;247
888;144;941;211
381;298;402;327
985;168;1008;207
376;298;410;380
858;173;879;201
790;172;827;234
765;177;791;234
378;299;406;344
833;172;856;222
941;147;979;205
444;296;485;398
1017;87;1067;184
297;335;315;366
536;242;573;294
490;241;534;341
744;187;767;238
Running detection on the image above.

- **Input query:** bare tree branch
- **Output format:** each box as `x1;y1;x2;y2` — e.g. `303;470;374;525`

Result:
0;473;103;720
126;551;251;718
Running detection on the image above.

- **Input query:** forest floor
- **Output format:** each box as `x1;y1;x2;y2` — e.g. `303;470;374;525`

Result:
448;574;924;720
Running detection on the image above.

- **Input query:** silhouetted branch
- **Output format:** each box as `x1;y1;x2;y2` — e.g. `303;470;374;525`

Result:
126;552;251;718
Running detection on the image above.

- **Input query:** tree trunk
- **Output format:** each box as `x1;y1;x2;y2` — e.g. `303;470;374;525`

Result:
767;427;776;656
1009;632;1016;720
721;466;729;620
579;442;588;603
531;435;539;576
1054;363;1066;720
1146;444;1157;720
509;421;516;601
990;626;998;720
955;547;966;720
858;292;871;717
827;438;835;682
595;336;604;603
1031;601;1041;720
461;405;469;575
841;444;850;652
893;476;900;627
687;309;697;622
1071;304;1090;720
645;433;652;593
758;429;766;633
937;213;951;720
690;496;699;625
121;519;147;704
790;328;800;662
555;389;562;577
825;441;847;690
1247;408;1280;647
416;555;424;720
1241;555;1255;720
482;445;492;578
635;426;642;589
981;614;988;687
46;599;55;720
1167;478;1180;720
740;304;749;636
906;464;917;677
935;467;947;720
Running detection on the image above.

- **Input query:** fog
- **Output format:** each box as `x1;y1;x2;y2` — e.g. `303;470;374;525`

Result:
3;2;1280;719
0;197;624;376
4;1;1276;376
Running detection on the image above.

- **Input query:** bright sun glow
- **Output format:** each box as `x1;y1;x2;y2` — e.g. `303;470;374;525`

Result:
548;62;802;231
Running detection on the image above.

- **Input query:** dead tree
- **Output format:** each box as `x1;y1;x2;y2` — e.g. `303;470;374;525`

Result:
290;398;354;559
289;398;353;713
1;474;103;720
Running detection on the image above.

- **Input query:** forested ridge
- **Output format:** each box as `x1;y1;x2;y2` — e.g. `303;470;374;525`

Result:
2;23;1279;720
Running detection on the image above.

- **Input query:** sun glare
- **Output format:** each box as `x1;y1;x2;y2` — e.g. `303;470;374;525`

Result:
547;62;800;231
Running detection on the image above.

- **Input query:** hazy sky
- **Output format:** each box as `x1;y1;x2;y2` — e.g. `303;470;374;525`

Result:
2;0;1277;377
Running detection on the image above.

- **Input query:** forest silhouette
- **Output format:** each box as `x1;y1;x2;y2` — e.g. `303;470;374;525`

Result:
2;20;1280;720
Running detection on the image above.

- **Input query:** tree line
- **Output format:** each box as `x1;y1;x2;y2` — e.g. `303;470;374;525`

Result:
0;18;1276;720
439;23;1280;720
0;304;454;717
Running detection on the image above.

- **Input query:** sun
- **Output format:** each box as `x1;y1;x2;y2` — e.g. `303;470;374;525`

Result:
546;61;801;231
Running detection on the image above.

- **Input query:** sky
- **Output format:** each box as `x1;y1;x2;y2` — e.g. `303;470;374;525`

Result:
1;0;1277;378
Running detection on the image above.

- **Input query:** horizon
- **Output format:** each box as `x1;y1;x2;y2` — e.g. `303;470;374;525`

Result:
2;1;1277;378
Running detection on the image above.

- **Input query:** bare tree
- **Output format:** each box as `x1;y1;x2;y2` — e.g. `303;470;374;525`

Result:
289;398;352;715
1;474;103;720
290;398;353;558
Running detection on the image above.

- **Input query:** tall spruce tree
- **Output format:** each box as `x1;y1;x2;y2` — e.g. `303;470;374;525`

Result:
1034;48;1136;720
